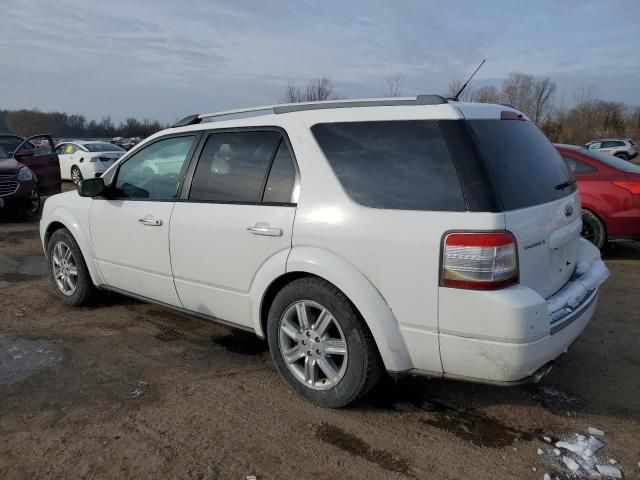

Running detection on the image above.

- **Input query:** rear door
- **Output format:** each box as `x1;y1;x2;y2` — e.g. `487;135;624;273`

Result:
468;119;580;299
170;128;297;328
14;135;61;194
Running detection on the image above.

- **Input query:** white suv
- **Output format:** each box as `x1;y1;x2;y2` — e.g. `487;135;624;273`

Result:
40;96;609;407
585;138;637;160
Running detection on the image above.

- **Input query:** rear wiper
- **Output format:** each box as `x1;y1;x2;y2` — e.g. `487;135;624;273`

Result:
555;180;576;190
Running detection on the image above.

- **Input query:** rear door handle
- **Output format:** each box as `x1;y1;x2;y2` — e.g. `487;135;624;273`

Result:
139;216;163;227
247;223;283;237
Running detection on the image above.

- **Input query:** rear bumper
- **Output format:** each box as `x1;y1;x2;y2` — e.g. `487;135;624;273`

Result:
438;289;598;383
435;238;608;383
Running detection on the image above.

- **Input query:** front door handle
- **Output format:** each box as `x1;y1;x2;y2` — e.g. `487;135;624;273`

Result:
139;216;163;227
247;223;283;237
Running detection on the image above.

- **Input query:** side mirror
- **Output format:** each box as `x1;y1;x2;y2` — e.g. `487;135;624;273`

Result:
14;149;34;160
78;177;106;197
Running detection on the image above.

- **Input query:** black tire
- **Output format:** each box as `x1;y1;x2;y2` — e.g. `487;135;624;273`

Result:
581;209;606;249
266;277;382;408
614;152;629;160
71;166;83;185
21;186;40;218
46;228;95;305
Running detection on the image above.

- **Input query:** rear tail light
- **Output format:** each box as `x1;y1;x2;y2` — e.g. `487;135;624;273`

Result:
613;181;640;194
441;231;518;290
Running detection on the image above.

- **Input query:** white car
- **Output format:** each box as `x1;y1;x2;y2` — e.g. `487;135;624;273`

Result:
55;141;126;184
585;138;637;160
40;96;609;407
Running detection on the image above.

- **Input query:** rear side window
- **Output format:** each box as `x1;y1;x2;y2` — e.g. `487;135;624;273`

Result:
263;141;296;203
311;121;465;211
562;156;597;174
469;120;575;210
580;148;640;173
189;131;282;203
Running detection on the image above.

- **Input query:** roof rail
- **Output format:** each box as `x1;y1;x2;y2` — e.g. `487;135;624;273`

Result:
174;95;449;127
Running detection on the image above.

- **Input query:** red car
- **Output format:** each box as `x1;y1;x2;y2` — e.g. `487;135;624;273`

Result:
556;144;640;248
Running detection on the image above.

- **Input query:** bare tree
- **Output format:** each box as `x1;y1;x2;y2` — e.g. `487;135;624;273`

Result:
531;77;557;124
470;85;502;104
502;72;557;125
283;76;335;103
385;74;404;97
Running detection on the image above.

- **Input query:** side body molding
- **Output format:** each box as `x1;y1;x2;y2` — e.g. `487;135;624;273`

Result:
284;246;412;372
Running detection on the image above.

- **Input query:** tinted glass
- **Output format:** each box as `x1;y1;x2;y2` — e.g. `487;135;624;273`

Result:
562;156;597;174
263;141;296;203
115;136;194;200
0;145;8;160
580;148;640;173
84;142;125;152
190;131;281;202
469;120;575;210
0;137;23;155
311;121;465;211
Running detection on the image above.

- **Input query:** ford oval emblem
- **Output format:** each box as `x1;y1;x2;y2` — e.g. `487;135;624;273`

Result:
565;205;573;217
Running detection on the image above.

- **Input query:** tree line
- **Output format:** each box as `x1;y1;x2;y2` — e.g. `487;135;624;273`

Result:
0;109;166;139
282;73;640;146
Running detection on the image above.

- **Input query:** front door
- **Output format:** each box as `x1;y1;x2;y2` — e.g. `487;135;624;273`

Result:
89;134;199;306
170;129;298;327
14;135;61;195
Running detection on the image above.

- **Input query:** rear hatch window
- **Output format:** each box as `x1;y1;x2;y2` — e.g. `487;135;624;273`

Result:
468;120;575;210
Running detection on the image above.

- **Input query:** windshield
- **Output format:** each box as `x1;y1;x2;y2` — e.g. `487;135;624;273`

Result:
83;143;125;152
468;120;575;210
580;148;640;173
0;145;8;160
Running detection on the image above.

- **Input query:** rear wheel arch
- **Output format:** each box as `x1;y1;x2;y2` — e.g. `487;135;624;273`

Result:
260;247;413;372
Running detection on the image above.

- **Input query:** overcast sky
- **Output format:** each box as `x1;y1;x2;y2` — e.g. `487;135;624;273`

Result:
2;0;638;123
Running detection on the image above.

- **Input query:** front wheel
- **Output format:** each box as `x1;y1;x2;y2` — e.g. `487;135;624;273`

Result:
47;228;95;305
267;277;382;408
581;209;606;249
21;187;40;218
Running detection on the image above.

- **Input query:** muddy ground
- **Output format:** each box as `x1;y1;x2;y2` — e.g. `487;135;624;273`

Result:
0;206;639;479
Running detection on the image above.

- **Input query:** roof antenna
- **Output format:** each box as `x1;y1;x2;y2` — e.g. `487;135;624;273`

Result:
450;59;486;101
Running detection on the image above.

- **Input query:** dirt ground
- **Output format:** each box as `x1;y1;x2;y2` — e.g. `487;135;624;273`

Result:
0;203;639;479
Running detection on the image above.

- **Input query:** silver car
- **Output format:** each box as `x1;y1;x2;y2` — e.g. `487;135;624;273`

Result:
585;138;637;160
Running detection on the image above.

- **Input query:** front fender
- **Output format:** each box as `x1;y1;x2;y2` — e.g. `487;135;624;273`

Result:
284;246;412;372
40;201;104;286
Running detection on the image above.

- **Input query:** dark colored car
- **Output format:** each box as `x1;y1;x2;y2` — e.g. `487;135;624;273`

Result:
0;134;62;217
556;144;640;248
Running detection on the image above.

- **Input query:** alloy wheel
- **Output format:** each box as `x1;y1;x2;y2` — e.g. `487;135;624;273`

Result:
71;167;82;185
278;300;348;390
51;241;78;296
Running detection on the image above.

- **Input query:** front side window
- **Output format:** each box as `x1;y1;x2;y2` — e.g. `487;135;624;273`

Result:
312;120;465;211
114;135;195;200
189;131;282;203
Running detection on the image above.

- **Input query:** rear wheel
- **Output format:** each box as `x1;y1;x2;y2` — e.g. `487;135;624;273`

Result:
47;228;95;305
581;209;606;249
71;166;83;185
267;277;382;408
614;152;629;160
